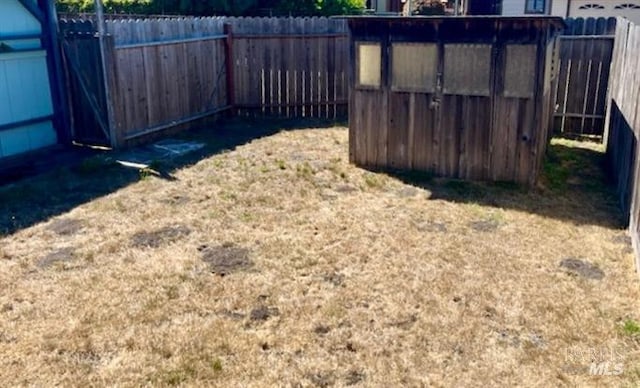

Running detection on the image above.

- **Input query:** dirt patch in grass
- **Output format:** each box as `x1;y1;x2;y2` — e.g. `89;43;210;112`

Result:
160;194;190;206
37;247;75;269
314;324;331;335
416;221;448;233
130;225;191;248
323;272;345;286
46;218;84;236
307;371;335;387
345;369;365;385
560;258;605;280
334;184;358;194
249;306;280;321
469;219;500;232
396;186;420;198
199;243;252;275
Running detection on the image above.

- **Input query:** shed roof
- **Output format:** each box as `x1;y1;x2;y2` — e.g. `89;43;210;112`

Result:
340;15;566;29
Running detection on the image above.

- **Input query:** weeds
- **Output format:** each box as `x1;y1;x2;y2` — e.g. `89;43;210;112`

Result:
622;319;640;336
363;173;385;189
275;159;287;170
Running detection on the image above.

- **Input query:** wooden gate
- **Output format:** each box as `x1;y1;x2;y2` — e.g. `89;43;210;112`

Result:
553;17;616;139
60;20;112;147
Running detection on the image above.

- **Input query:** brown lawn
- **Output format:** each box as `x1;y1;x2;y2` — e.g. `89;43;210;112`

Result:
1;120;639;387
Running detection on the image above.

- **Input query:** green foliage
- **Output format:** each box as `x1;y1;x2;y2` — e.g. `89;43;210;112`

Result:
317;0;365;15
56;0;154;14
55;0;364;16
622;319;640;336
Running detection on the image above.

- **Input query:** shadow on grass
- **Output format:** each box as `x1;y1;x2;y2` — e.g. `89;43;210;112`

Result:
0;117;340;236
384;139;625;229
1;120;624;236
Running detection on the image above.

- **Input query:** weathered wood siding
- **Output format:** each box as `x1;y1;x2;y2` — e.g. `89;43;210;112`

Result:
347;17;563;186
605;18;640;271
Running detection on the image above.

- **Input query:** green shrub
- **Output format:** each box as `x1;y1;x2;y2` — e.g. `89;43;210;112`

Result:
55;0;365;16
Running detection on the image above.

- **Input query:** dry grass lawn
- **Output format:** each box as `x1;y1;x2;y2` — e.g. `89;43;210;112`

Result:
1;120;639;387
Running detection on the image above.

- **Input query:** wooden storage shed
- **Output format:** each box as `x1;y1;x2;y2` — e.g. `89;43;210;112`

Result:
345;16;564;185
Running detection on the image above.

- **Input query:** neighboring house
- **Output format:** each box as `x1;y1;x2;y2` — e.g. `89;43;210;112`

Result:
0;1;65;164
553;0;640;22
367;0;404;13
465;0;640;23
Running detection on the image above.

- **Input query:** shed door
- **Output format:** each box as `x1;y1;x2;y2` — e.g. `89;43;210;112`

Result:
0;1;57;159
383;42;496;180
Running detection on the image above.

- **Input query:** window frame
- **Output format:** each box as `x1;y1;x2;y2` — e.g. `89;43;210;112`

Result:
524;0;546;14
355;41;382;90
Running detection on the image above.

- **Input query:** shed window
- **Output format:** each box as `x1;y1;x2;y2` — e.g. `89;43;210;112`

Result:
391;43;438;93
504;45;537;99
356;42;382;89
443;44;492;97
525;0;546;13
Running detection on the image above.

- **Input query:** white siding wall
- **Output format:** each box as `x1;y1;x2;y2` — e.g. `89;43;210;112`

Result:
570;0;640;24
551;0;569;17
501;0;640;23
0;0;57;158
502;0;527;15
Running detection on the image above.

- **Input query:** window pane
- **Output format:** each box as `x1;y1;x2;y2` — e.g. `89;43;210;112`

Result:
443;44;492;96
526;0;545;12
504;44;537;98
392;43;438;93
357;42;381;88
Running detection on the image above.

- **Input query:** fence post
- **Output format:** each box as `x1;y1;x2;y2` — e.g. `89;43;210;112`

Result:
224;23;235;115
103;35;121;147
95;0;119;148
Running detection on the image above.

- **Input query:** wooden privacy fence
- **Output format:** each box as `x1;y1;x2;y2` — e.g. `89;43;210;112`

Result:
229;18;349;118
108;19;229;143
605;18;640;271
553;17;616;139
59;15;617;148
59;17;349;147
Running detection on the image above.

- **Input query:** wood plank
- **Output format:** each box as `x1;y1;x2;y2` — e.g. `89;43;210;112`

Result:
388;92;411;169
411;93;436;173
286;18;296;118
352;91;367;165
185;39;202;115
439;95;460;178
